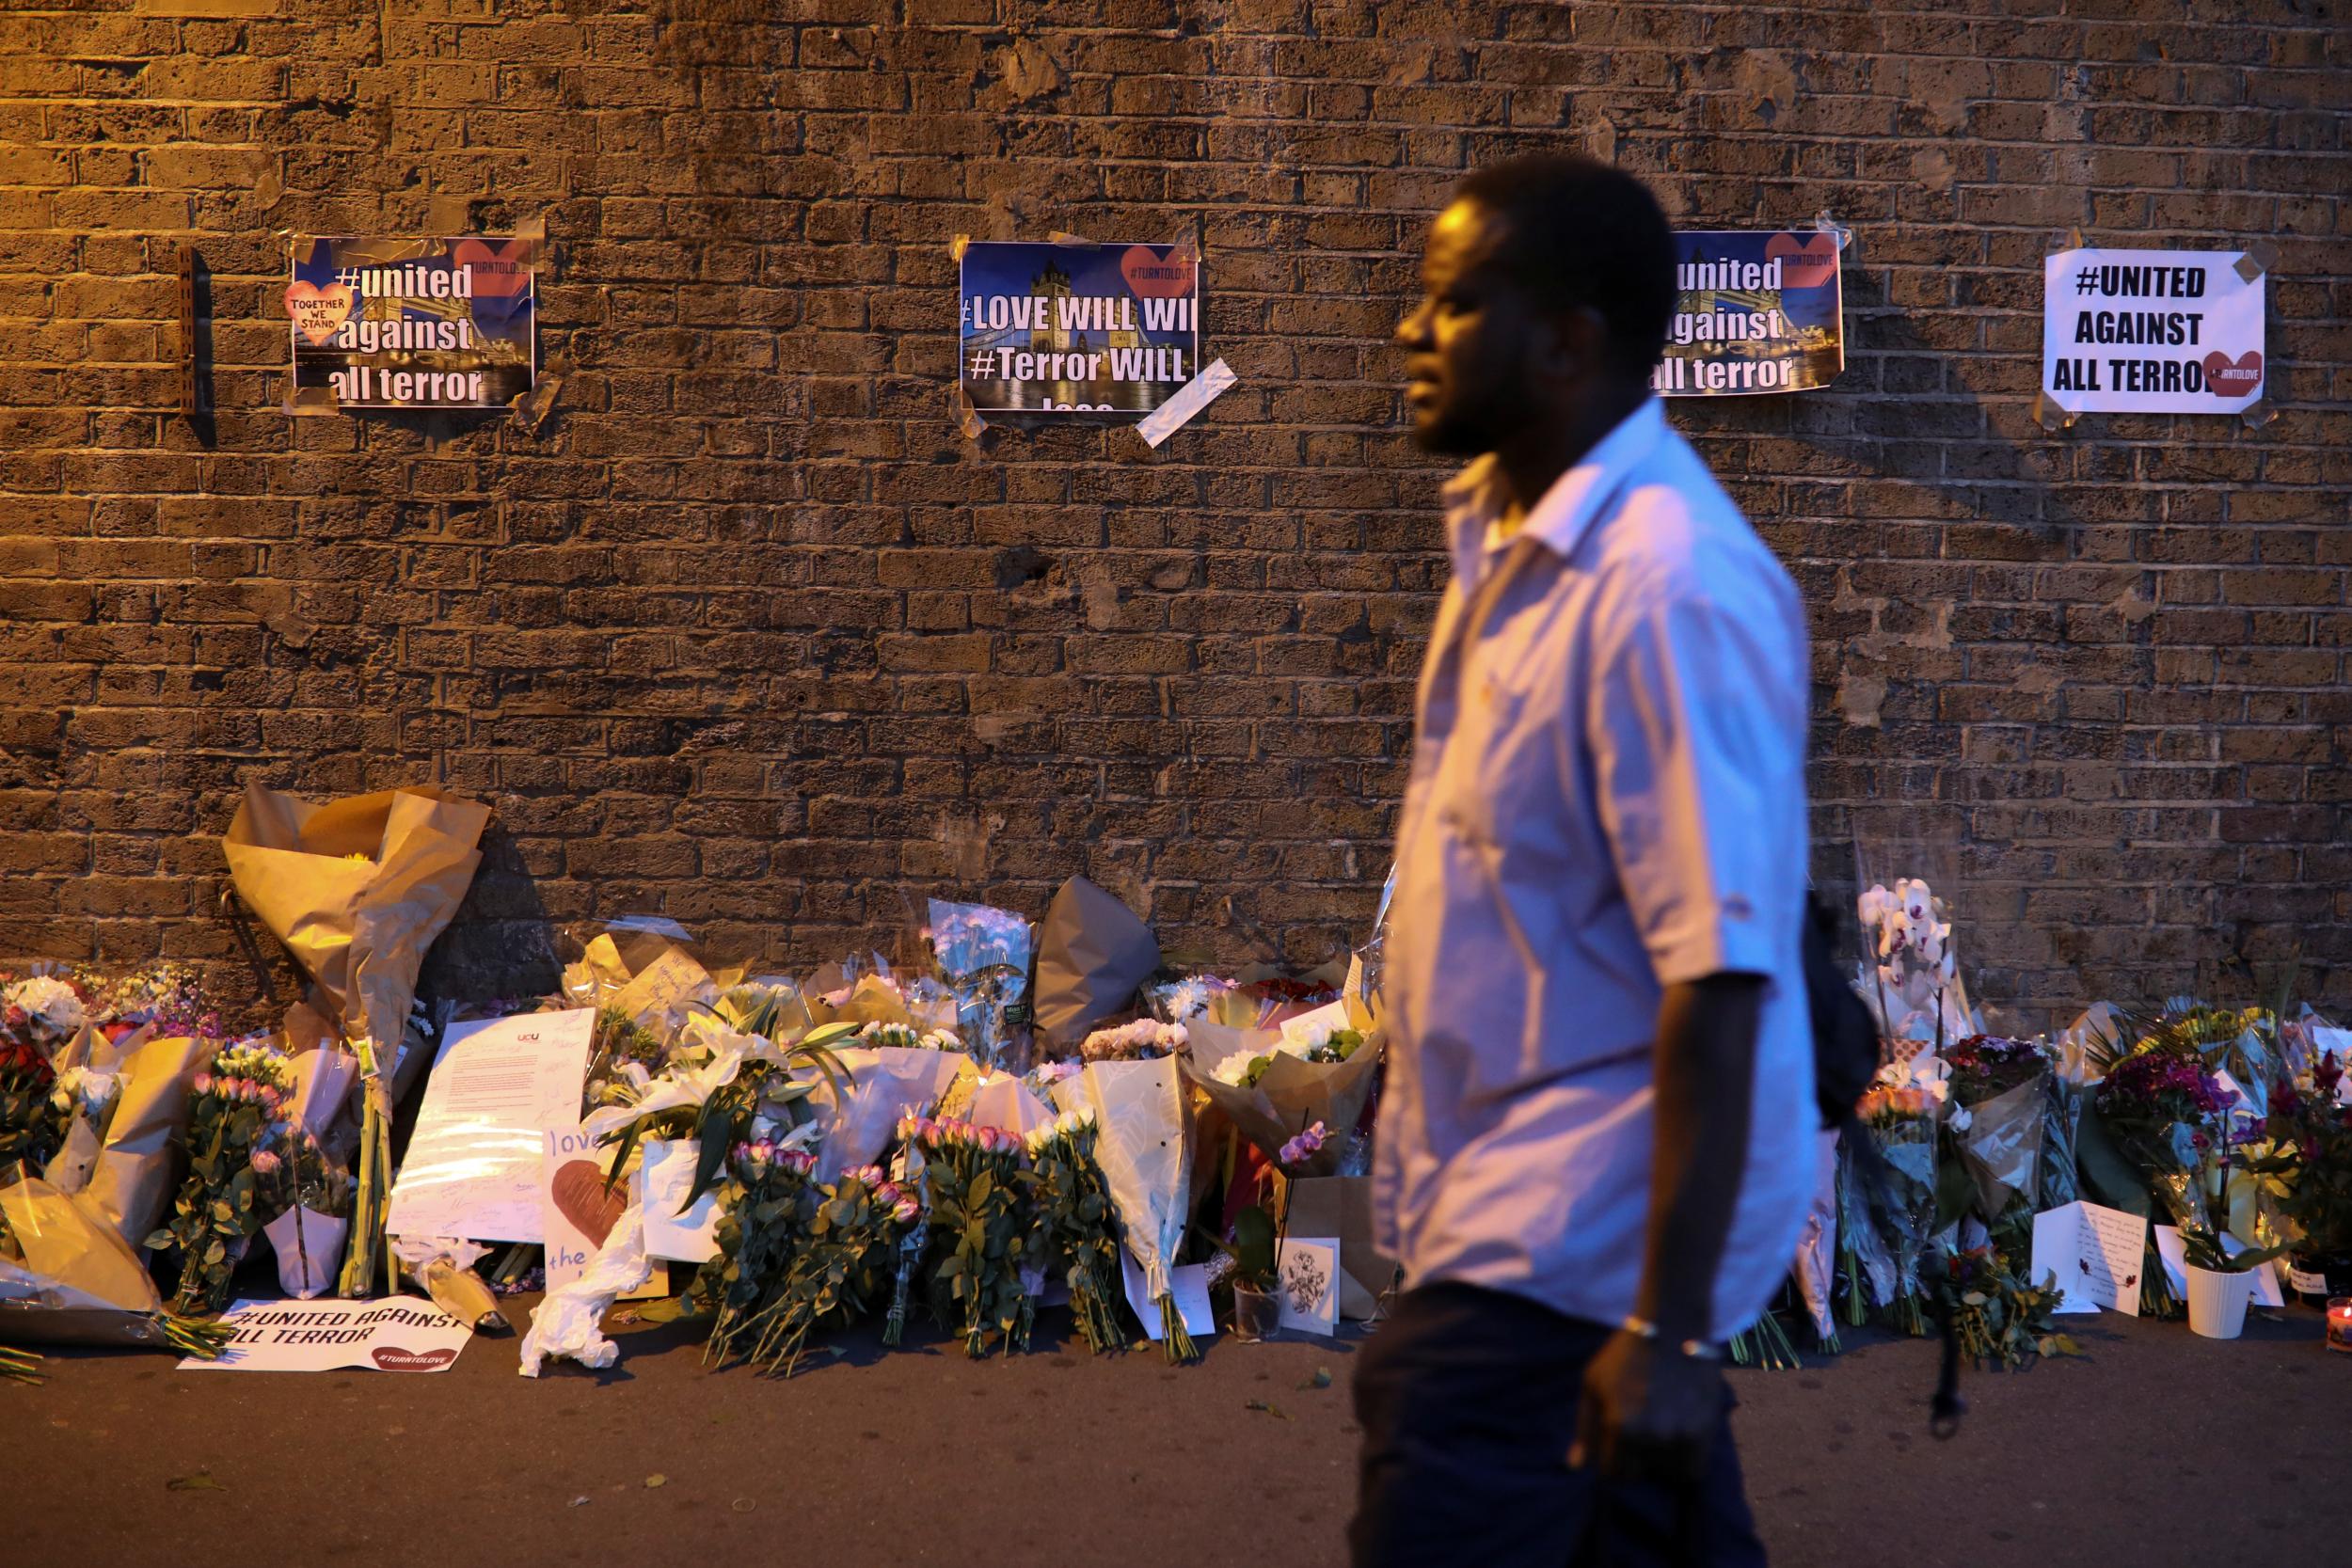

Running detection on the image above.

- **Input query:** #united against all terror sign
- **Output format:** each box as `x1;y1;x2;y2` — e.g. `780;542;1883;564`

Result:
2042;247;2265;415
285;235;538;413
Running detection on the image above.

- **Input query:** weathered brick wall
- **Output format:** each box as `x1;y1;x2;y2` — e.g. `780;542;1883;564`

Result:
2;0;2346;1026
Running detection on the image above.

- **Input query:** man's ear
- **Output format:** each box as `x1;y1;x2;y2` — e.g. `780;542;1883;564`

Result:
1534;304;1611;385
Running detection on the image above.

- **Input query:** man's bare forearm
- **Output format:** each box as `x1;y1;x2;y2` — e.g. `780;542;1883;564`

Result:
1636;974;1765;1343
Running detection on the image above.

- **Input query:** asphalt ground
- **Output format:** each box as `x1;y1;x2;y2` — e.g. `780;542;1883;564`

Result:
9;1294;2341;1568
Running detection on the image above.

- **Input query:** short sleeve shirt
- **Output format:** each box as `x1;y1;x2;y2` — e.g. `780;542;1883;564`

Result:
1373;399;1816;1342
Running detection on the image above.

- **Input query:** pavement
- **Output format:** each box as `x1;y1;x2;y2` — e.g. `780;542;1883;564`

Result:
10;1295;2341;1567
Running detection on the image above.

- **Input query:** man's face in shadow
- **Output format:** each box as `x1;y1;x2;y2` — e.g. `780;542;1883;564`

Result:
1396;198;1549;458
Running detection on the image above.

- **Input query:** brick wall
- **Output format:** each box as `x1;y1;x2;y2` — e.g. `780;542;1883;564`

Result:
1;0;2347;1026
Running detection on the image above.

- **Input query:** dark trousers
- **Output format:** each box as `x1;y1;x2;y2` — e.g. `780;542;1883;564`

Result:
1351;1283;1768;1568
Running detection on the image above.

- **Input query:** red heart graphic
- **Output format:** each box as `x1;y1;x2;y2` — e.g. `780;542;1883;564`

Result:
1763;232;1838;290
550;1158;627;1247
371;1345;457;1371
284;280;355;346
451;237;532;297
1120;244;1195;299
2201;350;2262;396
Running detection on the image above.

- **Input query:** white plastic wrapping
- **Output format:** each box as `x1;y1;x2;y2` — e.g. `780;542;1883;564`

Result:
518;1206;653;1376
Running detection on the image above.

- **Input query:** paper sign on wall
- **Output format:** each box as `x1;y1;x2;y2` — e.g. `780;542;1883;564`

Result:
2030;1200;2148;1316
960;240;1200;415
386;1008;596;1243
180;1297;472;1373
286;234;536;413
2042;247;2265;414
1651;230;1844;397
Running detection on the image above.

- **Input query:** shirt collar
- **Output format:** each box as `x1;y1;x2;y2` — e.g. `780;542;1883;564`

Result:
1441;398;1668;587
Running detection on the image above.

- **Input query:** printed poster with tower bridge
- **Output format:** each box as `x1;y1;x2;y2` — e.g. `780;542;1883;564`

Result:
959;240;1200;414
284;234;538;413
1652;230;1845;397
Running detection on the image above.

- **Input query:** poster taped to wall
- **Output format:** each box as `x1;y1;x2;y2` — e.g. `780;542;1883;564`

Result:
959;240;1200;415
1651;230;1844;397
2040;247;2265;415
286;234;537;413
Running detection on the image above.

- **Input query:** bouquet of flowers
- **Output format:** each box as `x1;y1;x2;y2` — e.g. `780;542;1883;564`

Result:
1;1168;234;1363
1852;1064;1947;1335
1854;879;1974;1053
2093;1047;2231;1229
256;1127;356;1299
1945;1035;2053;1234
582;1004;672;1117
855;1021;962;1053
1078;1018;1188;1063
721;1163;921;1376
928;899;1033;1068
145;1038;296;1315
3;972;90;1056
1021;1107;1125;1355
1049;1058;1197;1362
2245;1051;2352;1285
1940;1246;2075;1369
698;1139;819;1367
0;1027;66;1178
907;1115;1033;1357
1207;1019;1364;1089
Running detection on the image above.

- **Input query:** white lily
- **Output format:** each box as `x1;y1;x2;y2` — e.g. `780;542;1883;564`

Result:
580;1042;747;1142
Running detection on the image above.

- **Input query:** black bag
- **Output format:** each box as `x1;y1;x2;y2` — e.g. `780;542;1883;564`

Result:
1800;888;1964;1436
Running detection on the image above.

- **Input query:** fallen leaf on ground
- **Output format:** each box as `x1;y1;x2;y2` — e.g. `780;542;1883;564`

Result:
1298;1366;1333;1390
569;1497;590;1508
1245;1399;1292;1419
644;1474;668;1489
167;1473;228;1493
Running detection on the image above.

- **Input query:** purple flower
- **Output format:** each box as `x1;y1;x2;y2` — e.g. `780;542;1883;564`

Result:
1279;1120;1330;1168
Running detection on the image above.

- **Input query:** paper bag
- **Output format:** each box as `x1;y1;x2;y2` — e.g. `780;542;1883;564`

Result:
79;1032;210;1247
1284;1175;1401;1322
223;781;491;1051
1033;878;1159;1052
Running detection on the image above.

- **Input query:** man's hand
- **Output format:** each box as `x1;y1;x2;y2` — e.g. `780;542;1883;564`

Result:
1568;1327;1724;1487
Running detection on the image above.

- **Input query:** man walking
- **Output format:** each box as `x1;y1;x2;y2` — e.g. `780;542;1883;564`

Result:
1357;156;1816;1567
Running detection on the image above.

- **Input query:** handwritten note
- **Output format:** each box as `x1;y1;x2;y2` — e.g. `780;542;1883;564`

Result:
2030;1200;2147;1317
1120;1253;1216;1341
611;944;715;1026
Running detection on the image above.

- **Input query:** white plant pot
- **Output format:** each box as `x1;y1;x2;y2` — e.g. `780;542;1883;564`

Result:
2185;1263;2253;1339
264;1207;351;1300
